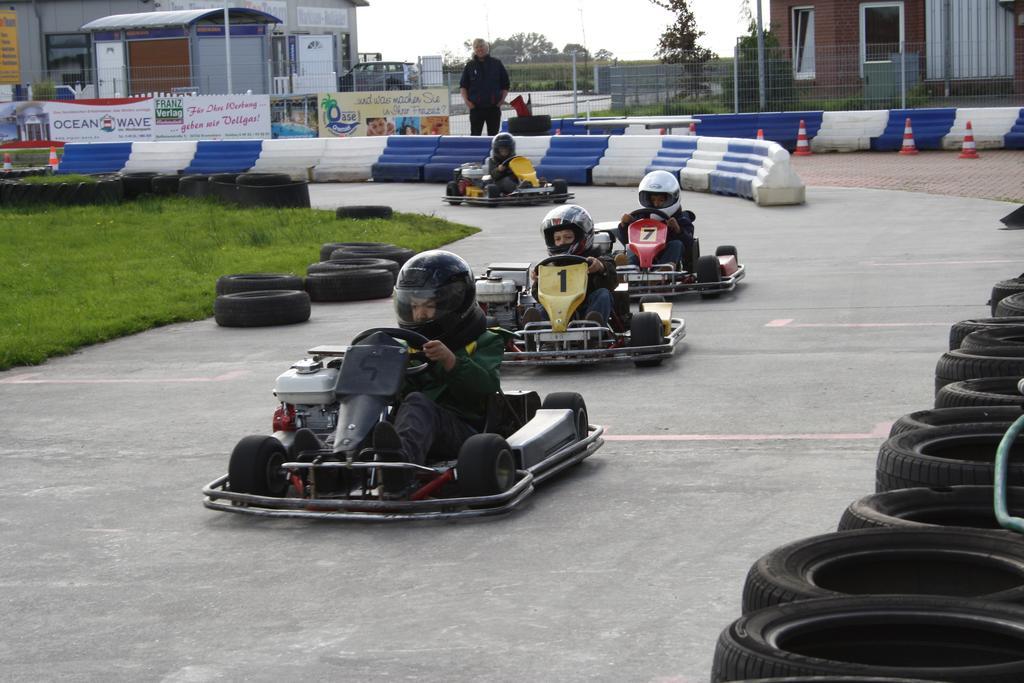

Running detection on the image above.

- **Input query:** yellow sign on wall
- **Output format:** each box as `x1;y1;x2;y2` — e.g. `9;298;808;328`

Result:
0;11;20;85
317;89;450;137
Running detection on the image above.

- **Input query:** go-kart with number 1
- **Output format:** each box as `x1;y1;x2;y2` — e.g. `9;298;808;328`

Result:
443;156;573;207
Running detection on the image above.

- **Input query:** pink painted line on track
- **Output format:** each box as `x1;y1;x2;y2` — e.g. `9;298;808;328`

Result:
864;258;1020;267
0;369;249;385
603;422;892;442
765;320;948;328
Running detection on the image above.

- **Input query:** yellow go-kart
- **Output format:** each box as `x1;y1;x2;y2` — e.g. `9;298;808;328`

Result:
444;156;572;207
476;255;686;367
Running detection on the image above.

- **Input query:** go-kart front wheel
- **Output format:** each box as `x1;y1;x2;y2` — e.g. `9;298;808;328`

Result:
542;392;589;441
228;435;290;497
715;245;738;260
457;434;516;496
629;311;664;368
696;254;722;299
552;179;568;203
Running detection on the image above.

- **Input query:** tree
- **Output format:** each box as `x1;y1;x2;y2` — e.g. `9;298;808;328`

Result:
649;0;713;63
593;49;615;62
561;43;590;60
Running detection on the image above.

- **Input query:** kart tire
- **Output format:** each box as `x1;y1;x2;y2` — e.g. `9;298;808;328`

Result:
236;172;292;187
486;184;501;200
710;595;1024;682
208;173;240;204
304;268;394;302
215;273;304;296
838;485;1024;532
639;295;665;306
329;244;416;267
541;392;589;441
228;435;290;497
684;236;701;274
319;241;393;261
696;254;721;298
150;174;181;196
989;275;1024;315
507;115;551;135
874;422;1024;492
934;349;1024;394
309;257;400;278
213;290;311;327
740;527;1024;615
445;180;460;197
959;327;1024;356
457;433;516;497
335;205;393;220
629;311;664;368
121;171;158;200
996;292;1024;317
178;174;210;198
934;377;1024;409
716;244;738;259
888;405;1022;436
552;179;568;203
949;318;1024;350
236;181;310;209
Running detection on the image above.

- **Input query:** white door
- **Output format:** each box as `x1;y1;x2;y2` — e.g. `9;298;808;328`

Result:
294;35;335;94
96;41;126;98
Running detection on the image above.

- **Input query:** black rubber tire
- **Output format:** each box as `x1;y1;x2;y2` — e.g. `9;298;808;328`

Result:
934;349;1024;393
996;292;1024;316
960;327;1024;356
629;310;664;368
715;245;738;259
989;275;1024;315
213;290;311;327
121;172;158;200
445;180;460;197
177;174;210;198
208;173;240;204
541;392;589;441
949;317;1024;350
308;257;400;278
874;422;1024;492
318;241;392;261
236;181;310;209
330;244;416;267
838;485;1024;532
335;205;393;220
639;294;665;306
228;435;290;496
236;172;293;187
552;179;568;202
304;268;394;302
486;184;501;199
711;595;1024;682
696;254;721;298
456;433;516;496
215;273;303;296
507;114;552;135
889;405;1022;436
150;174;180;196
935;377;1024;408
741;527;1024;615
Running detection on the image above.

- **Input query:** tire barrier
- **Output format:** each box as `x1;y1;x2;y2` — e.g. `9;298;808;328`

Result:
235;181;310;209
0;176;123;207
875;422;1024;492
121;171;159;200
839;485;1024;532
304;268;394;302
318;241;393;261
934;343;1024;394
208;173;241;204
889;405;1022;436
215;273;304;296
996;291;1024;316
335;205;394;220
178;174;210;198
151;174;181;196
989;275;1024;315
310;257;400;278
328;243;415;267
213;290;311;327
949;317;1024;350
934;377;1024;409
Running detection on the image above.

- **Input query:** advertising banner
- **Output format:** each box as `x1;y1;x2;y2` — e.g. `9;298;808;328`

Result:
0;10;20;85
153;94;270;140
270;95;318;138
317;89;450;138
43;99;154;143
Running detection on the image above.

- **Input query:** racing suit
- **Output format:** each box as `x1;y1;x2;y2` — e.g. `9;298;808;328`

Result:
617;207;695;269
486;155;519;195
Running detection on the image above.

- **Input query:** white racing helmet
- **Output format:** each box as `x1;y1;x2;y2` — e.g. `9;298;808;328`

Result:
638;170;681;217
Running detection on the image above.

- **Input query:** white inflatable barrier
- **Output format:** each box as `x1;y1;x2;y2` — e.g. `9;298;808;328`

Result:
674;137;805;206
121;141;198;174
942;107;1021;150
810;110;889;153
312;137;389;183
251;138;327;180
513;136;553;161
591;136;664;186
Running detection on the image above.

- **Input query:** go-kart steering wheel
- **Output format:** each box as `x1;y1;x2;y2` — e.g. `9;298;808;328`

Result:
349;327;434;374
537;254;589;268
630;208;672;223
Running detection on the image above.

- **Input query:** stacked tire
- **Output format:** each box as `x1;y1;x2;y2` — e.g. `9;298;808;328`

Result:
213;273;309;328
305;241;411;302
206;172;310;208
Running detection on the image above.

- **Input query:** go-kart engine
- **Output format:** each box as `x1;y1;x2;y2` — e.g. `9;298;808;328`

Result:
477;278;519;330
274;359;340;435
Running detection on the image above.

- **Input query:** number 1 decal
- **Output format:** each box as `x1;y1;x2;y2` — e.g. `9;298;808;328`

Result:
558;268;567;292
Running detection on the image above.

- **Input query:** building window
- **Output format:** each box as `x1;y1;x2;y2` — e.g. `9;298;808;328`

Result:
45;34;91;85
339;33;351;72
792;7;815;79
860;2;903;63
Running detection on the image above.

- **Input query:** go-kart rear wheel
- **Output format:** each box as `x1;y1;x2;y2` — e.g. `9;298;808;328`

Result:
715;245;738;259
629;311;664;368
457;434;516;497
696;254;722;299
228;435;290;497
445;181;463;204
552;179;568;202
542;392;589;441
486;184;501;200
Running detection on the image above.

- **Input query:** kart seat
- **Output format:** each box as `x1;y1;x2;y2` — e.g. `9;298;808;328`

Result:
483;391;541;438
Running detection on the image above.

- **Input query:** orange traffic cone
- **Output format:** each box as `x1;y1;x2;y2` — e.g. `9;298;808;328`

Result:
48;146;59;170
899;118;918;155
2;152;11;171
794;120;812;156
959;120;980;159
756;128;764;141
688;121;696;136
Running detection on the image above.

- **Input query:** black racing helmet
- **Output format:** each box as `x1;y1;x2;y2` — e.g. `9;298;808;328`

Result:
491;132;515;161
394;250;483;346
540;204;595;256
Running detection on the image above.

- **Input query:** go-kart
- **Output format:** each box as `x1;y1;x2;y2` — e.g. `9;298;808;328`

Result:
443;155;572;207
610;208;745;299
476;255;686;367
202;328;604;521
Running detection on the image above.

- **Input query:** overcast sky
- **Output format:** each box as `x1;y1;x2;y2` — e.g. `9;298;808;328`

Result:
355;0;770;63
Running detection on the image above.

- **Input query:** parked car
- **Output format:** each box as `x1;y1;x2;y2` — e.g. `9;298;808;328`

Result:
338;61;419;92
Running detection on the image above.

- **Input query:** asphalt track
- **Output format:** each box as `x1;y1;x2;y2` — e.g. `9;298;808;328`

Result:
2;179;1021;680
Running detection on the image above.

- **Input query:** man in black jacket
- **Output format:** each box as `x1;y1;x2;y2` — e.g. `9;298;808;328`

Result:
460;38;510;136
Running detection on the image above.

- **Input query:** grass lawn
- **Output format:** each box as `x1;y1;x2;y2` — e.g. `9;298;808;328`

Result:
0;196;478;370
